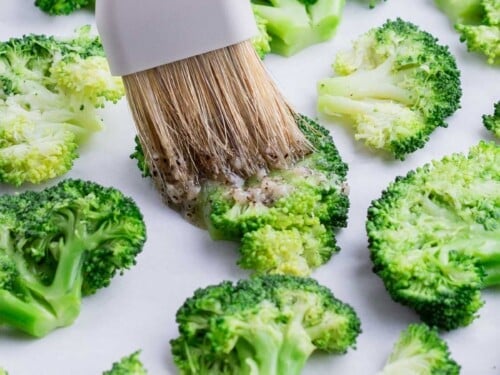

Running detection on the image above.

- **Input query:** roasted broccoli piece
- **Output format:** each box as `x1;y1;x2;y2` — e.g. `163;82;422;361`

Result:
103;351;147;375
483;101;500;137
436;0;500;64
198;115;349;276
0;26;124;186
251;0;345;56
317;19;462;159
0;179;146;337
377;324;460;374
35;0;95;15
367;141;500;330
171;275;361;375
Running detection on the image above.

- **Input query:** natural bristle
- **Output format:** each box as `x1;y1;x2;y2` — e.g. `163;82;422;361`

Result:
122;40;310;205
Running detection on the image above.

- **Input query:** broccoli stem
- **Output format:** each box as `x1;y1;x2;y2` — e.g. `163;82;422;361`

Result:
317;58;413;104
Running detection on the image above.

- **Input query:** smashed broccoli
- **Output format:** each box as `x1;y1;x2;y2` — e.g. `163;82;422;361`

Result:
483;101;500;137
377;324;460;374
103;351;148;375
198;115;349;276
317;19;462;160
436;0;500;64
367;141;500;330
171;275;361;375
132;115;349;276
0;26;124;186
0;179;146;337
251;0;345;56
35;0;95;15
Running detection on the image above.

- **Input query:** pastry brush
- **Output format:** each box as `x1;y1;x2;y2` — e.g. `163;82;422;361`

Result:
96;0;310;205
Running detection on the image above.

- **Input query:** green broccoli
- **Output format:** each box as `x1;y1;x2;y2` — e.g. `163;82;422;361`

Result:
377;324;460;374
171;275;361;375
367;141;499;330
0;26;124;186
251;0;345;56
0;179;146;337
131;115;348;276
368;0;387;8
0;369;7;375
317;19;462;160
197;115;349;276
483;101;500;137
35;0;95;15
436;0;500;64
253;13;272;59
103;351;147;375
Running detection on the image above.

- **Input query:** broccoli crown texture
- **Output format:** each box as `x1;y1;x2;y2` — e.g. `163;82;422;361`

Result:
199;115;349;276
483;101;500;138
317;18;462;160
0;26;124;186
171;275;361;375
367;141;499;330
103;351;148;375
378;324;460;375
35;0;95;15
437;0;500;64
0;179;146;337
251;0;345;56
252;13;272;59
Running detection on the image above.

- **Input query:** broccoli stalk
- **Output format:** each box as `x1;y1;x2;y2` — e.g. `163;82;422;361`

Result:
317;19;462;160
0;179;146;337
377;324;460;374
171;275;361;375
367;141;500;330
251;0;345;56
103;351;148;375
483;101;500;138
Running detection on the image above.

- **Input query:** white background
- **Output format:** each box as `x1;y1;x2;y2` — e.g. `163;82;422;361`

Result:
0;0;498;374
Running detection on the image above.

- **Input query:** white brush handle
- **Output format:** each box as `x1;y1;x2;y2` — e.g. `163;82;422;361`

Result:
96;0;258;76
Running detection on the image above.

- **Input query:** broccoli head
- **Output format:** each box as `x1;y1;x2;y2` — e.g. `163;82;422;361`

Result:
436;0;500;64
35;0;95;15
0;179;146;337
367;141;500;330
378;324;460;374
198;115;349;276
251;0;345;56
483;101;500;138
0;26;124;186
317;18;462;159
171;275;361;375
103;351;148;375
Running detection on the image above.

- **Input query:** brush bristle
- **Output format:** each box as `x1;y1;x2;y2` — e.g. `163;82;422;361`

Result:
122;40;310;205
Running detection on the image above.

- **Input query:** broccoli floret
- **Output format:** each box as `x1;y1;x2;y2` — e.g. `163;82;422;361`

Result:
317;19;462;160
171;275;361;375
252;13;272;59
437;0;500;64
0;26;124;186
35;0;95;15
368;0;387;8
103;351;147;375
198;115;349;276
367;141;499;330
0;179;146;337
251;0;345;56
378;324;460;374
483;101;500;137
